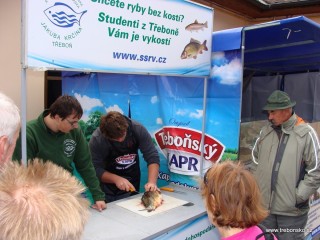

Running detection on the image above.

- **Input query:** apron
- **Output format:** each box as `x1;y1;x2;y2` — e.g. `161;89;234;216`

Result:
102;120;140;201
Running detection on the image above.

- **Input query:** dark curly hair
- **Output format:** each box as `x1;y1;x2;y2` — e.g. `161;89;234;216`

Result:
100;111;128;140
48;95;83;120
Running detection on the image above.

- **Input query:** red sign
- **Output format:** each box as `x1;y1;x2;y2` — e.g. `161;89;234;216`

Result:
154;127;225;162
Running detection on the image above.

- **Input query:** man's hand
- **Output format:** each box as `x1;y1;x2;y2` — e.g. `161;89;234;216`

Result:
115;176;135;192
146;163;159;192
91;200;106;212
144;182;158;192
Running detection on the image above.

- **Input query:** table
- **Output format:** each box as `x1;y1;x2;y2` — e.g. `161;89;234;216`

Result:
82;185;208;240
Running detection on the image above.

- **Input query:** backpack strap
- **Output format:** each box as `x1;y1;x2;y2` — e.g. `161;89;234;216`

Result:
255;224;275;240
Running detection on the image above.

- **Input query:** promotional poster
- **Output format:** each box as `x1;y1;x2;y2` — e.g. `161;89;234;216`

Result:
24;0;213;76
62;48;242;190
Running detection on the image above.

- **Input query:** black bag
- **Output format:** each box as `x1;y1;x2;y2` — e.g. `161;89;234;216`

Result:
255;224;276;240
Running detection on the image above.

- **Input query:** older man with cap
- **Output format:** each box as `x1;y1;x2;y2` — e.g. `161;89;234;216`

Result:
250;90;320;240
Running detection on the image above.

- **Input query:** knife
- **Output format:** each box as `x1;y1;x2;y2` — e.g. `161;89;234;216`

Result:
160;187;185;194
129;188;139;194
182;202;194;206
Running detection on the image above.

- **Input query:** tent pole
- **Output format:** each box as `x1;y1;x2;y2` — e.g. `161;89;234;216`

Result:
200;77;208;177
21;68;27;165
20;0;27;165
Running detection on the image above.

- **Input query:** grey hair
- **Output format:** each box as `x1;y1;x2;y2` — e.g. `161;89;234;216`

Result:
0;92;20;144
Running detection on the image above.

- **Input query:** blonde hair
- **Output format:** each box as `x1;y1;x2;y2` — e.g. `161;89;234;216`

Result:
201;160;267;228
0;159;90;240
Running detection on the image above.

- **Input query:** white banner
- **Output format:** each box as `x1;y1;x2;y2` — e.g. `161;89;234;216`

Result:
24;0;213;77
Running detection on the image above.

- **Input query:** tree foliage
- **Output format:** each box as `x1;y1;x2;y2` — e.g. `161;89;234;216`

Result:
79;111;103;142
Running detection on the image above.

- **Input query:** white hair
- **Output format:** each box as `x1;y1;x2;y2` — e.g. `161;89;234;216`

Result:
0;92;20;144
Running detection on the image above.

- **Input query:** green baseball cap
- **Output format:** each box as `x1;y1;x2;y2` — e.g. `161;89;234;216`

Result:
263;90;296;110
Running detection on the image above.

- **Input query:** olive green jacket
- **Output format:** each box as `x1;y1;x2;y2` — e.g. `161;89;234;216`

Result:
251;113;320;216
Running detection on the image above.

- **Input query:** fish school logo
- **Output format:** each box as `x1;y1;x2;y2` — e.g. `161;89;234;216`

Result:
44;3;87;28
64;139;76;157
115;154;136;165
40;1;87;48
154;126;225;176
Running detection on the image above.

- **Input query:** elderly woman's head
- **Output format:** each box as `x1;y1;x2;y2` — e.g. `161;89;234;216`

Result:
201;160;267;229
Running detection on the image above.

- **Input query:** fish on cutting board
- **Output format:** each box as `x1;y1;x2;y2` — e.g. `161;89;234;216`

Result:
141;190;163;212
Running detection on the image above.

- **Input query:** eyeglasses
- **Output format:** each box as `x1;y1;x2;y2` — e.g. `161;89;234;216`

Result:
65;118;79;127
204;168;210;186
204;168;215;195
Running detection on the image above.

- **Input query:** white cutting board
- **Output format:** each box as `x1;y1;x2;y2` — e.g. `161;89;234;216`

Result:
116;194;189;217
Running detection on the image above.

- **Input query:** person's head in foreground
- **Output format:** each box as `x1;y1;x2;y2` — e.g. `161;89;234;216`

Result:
201;160;268;237
0;92;20;165
0;159;90;240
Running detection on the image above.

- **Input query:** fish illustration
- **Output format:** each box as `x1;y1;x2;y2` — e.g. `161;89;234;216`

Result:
185;20;208;32
141;190;163;212
181;38;208;59
44;2;87;28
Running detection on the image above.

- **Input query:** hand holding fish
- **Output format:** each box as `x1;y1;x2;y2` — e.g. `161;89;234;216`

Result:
144;182;158;192
145;163;159;192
